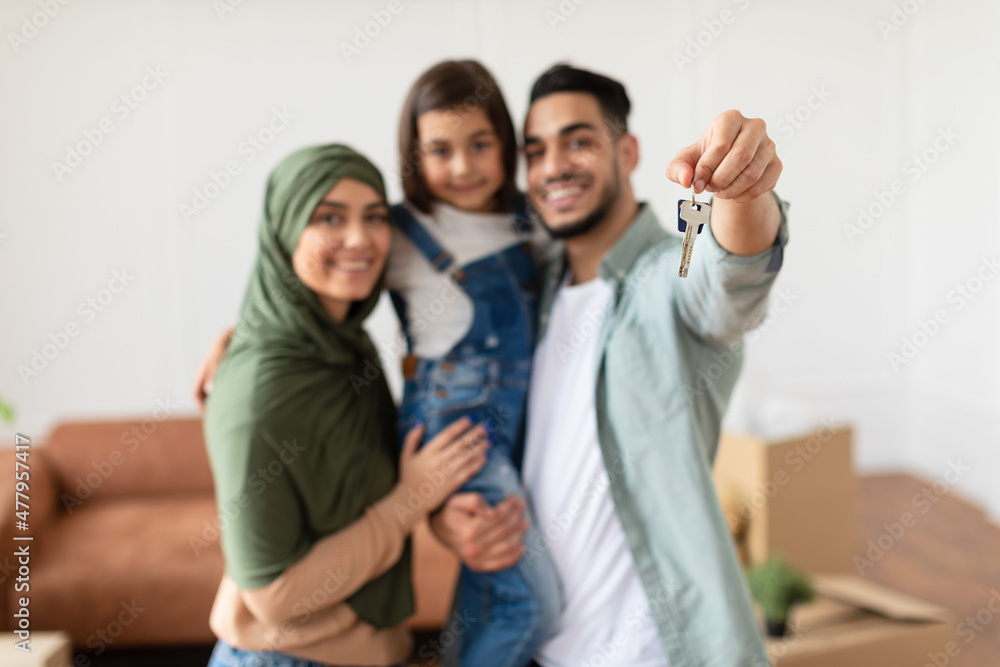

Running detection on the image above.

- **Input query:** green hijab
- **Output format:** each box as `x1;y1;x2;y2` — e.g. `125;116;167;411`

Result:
204;144;412;628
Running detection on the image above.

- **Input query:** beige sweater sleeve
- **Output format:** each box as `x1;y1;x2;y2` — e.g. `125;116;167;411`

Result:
239;483;425;626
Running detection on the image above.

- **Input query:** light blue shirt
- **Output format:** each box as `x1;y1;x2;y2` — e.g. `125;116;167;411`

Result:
536;192;789;667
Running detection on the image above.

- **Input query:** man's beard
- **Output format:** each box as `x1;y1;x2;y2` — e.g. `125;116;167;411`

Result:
537;162;622;240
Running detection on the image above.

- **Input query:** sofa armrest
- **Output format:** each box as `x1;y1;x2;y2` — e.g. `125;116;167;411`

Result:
0;446;61;630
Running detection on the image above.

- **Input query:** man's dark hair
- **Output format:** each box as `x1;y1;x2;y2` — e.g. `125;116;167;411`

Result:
528;63;631;134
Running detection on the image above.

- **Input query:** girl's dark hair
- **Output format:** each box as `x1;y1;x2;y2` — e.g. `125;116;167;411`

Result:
398;60;518;214
528;63;631;136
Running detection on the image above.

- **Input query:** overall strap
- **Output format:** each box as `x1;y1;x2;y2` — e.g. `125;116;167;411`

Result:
390;203;455;273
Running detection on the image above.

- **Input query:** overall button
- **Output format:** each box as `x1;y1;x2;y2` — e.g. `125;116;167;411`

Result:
484;334;499;349
441;362;454;372
436;388;449;398
401;355;418;380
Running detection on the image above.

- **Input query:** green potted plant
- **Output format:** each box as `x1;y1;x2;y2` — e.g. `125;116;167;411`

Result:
746;555;815;637
0;396;13;424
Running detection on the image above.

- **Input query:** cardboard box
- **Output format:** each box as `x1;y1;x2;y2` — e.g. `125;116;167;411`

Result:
762;574;956;667
712;424;856;574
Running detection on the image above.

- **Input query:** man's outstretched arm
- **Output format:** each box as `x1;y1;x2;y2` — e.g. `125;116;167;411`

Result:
665;110;788;348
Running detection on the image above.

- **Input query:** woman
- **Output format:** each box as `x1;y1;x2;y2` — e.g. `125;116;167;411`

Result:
203;143;488;667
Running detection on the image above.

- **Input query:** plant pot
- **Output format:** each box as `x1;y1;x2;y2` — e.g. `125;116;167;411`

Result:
765;618;787;638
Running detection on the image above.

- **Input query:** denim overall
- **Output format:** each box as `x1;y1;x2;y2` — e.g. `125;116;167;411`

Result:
389;201;560;667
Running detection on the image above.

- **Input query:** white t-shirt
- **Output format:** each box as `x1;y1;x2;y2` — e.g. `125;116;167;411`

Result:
522;273;670;667
384;201;550;359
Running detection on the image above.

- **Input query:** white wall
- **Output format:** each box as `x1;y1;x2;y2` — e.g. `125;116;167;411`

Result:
1;0;997;519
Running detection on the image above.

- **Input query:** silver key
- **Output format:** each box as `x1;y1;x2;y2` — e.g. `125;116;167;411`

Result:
677;197;711;278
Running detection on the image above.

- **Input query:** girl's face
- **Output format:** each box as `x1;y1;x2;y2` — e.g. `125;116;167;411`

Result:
417;107;506;213
292;178;392;323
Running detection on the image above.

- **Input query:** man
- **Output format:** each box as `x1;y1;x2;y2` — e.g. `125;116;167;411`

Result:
429;64;787;667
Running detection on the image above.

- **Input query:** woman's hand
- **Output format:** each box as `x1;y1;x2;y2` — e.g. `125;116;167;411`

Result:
192;326;235;412
397;417;489;516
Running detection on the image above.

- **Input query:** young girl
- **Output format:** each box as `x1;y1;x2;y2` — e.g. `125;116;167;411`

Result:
385;60;559;667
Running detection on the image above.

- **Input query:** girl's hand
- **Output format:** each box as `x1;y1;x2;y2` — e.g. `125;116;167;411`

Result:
430;492;528;572
397;417;489;515
192;326;235;412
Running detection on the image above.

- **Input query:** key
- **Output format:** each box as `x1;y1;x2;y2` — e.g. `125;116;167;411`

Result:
677;194;711;278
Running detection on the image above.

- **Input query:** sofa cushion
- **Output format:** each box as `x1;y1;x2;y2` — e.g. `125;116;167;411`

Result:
44;418;214;501
23;496;223;647
23;497;461;647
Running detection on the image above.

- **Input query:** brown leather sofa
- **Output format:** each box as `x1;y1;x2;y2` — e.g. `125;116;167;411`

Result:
0;417;459;649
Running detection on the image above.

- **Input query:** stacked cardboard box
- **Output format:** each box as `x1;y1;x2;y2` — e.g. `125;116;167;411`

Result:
712;425;957;666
